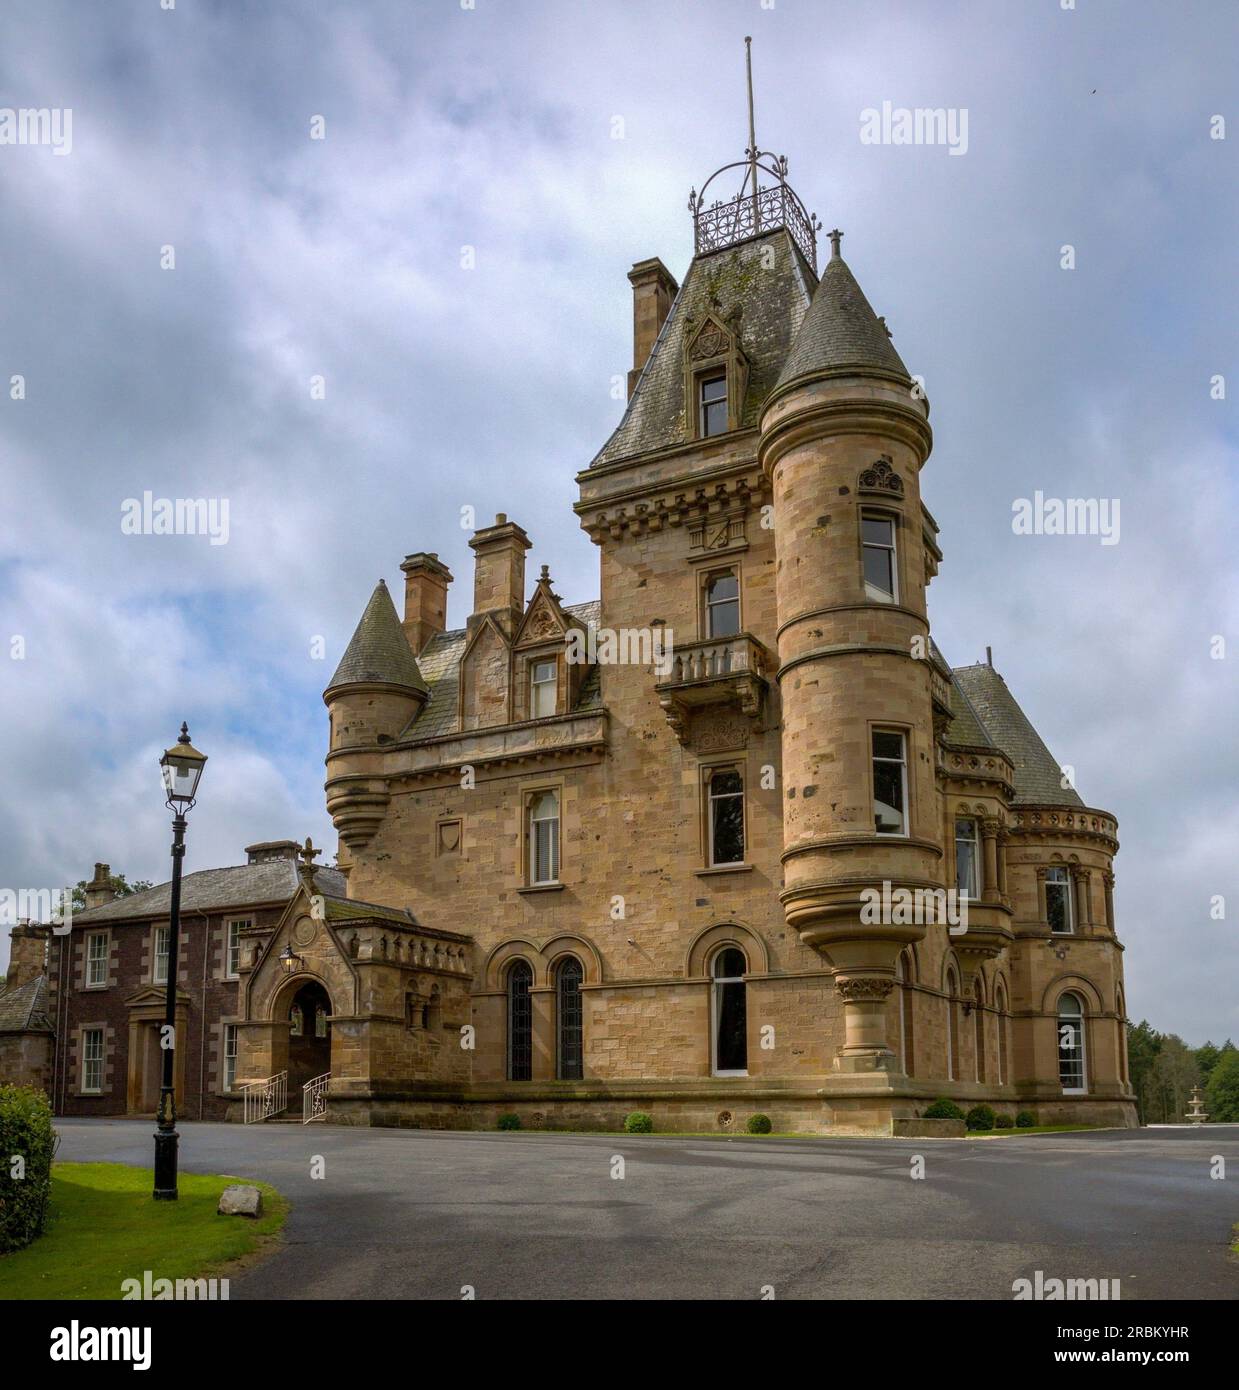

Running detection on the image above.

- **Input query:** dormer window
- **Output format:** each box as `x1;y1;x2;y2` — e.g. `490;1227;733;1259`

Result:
530;657;557;718
699;372;728;437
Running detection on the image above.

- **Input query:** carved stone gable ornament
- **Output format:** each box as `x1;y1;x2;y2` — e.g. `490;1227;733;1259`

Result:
690;319;728;361
857;455;904;496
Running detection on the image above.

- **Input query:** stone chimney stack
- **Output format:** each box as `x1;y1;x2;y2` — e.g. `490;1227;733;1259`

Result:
468;514;531;637
6;923;50;991
84;863;112;911
399;552;453;655
627;258;678;398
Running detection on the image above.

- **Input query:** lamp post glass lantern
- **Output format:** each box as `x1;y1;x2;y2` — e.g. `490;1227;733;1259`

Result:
153;722;206;1201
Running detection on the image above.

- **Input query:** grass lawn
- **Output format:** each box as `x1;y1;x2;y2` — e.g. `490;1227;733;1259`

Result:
0;1162;287;1300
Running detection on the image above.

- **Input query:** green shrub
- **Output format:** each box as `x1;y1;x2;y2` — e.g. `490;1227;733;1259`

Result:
0;1085;56;1253
746;1113;772;1135
624;1111;653;1134
994;1113;1014;1129
965;1104;996;1131
1015;1110;1037;1128
496;1113;521;1131
922;1097;965;1121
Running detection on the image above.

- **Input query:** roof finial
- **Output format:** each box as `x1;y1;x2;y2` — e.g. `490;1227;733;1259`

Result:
828;228;843;259
745;37;759;233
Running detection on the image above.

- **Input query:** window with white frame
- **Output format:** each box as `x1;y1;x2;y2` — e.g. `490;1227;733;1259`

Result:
85;932;108;988
1057;992;1087;1092
699;372;728;437
223;1024;238;1091
872;731;908;835
861;514;898;602
153;925;169;985
226;919;250;977
1046;866;1073;934
954;819;980;898
528;790;560;885
82;1028;104;1093
530;658;557;719
704;571;740;638
706;766;745;866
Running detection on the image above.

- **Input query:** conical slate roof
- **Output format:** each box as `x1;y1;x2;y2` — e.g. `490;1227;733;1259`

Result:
951;663;1084;808
774;247;909;391
326;580;427;693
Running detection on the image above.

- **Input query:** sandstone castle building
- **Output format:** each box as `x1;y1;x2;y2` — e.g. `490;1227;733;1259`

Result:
7;119;1136;1134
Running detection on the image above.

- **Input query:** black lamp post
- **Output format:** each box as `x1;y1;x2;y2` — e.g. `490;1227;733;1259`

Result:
153;722;207;1201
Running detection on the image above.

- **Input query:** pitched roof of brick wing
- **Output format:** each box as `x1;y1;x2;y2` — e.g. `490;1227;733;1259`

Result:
951;663;1084;807
71;862;347;924
591;229;816;469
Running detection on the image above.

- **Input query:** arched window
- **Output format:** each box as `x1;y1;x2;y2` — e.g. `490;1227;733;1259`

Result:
897;950;915;1076
528;791;560;885
1057;992;1087;1093
315;1004;328;1039
426;986;441;1035
711;946;748;1076
973;979;985;1082
507;960;533;1081
945;967;959;1081
996;982;1009;1086
289;1004;303;1038
556;957;584;1080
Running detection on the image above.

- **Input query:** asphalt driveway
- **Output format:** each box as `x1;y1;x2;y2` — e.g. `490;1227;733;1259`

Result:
53;1119;1239;1300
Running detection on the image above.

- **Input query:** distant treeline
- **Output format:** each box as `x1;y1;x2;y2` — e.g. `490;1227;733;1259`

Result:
1127;1023;1239;1123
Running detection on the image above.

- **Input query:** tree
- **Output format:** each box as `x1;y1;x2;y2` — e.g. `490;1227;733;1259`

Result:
70;873;154;912
1195;1040;1222;1082
1126;1020;1162;1123
1205;1050;1239;1123
1149;1035;1200;1123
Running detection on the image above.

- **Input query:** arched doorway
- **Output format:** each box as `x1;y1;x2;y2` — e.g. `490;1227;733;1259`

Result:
283;979;333;1097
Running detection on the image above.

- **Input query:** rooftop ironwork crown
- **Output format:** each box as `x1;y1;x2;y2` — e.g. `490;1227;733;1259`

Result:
687;38;821;270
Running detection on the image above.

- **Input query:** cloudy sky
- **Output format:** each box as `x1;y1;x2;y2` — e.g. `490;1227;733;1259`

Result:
0;0;1235;1041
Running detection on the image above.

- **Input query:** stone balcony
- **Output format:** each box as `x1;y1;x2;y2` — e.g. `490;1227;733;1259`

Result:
654;633;768;743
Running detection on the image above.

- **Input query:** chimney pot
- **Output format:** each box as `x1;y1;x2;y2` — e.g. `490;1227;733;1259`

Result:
400;552;454;655
627;257;678;399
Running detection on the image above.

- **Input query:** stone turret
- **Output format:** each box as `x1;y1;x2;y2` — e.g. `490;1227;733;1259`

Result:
324;580;429;857
759;231;938;1073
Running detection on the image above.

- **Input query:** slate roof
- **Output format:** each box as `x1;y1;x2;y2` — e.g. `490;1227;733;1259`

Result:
402;600;603;743
71;862;347;924
591;229;816;469
774;248;910;392
0;975;52;1033
327;580;427;693
945;675;996;750
951;664;1084;807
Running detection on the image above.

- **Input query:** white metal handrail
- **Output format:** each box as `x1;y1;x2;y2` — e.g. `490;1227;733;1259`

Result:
241;1071;287;1124
303;1072;330;1124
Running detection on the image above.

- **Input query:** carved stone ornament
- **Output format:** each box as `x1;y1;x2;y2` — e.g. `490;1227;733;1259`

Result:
834;976;895;1003
857;455;905;496
690;319;727;361
692;711;748;752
